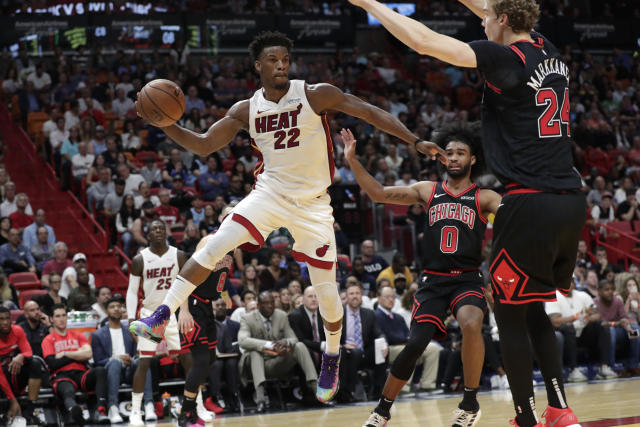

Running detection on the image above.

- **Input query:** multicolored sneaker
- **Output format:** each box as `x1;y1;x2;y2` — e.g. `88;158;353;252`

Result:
542;406;581;427
316;351;340;403
129;304;170;343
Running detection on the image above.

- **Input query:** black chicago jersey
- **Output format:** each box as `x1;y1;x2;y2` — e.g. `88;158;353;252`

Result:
422;182;487;272
469;32;582;191
194;252;233;301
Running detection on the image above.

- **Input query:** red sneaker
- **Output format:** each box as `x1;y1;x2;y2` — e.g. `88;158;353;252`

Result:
509;419;543;426
542;406;581;427
204;397;224;414
154;401;164;418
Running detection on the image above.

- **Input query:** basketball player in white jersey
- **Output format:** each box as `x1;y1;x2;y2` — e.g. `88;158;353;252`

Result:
131;31;446;403
126;220;192;426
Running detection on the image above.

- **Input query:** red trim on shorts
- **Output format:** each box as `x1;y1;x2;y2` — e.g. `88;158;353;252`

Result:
414;314;447;335
231;213;264;247
169;349;181;355
411;295;420;322
486;80;502;94
449;290;485;312
475;187;488;224
509;45;526;65
291;250;335;270
80;369;91;392
321;114;335;182
507;188;544;195
558;287;571;296
442;181;476;198
496;295;558;305
192;294;210;304
423;268;478;276
139;351;157;356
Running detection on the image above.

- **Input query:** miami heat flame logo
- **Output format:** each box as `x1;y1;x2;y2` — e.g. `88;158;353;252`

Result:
316;243;330;257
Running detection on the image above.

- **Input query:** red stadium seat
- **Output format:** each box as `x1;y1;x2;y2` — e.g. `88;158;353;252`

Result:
8;272;41;291
10;310;24;322
337;254;352;274
19;289;47;309
136;150;159;164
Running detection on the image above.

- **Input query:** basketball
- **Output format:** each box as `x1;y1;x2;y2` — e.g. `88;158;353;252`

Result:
137;79;185;127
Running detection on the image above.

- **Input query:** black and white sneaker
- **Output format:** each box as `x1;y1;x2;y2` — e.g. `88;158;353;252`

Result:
451;408;482;427
363;412;389;427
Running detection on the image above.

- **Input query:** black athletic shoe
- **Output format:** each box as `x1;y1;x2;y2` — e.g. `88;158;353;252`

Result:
177;410;204;427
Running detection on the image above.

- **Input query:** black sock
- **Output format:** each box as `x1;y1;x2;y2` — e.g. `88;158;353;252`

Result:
182;396;196;413
459;386;480;411
374;396;394;419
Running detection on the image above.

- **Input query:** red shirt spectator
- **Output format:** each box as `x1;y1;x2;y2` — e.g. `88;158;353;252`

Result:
42;258;72;277
9;210;34;230
41;329;89;375
0;325;33;399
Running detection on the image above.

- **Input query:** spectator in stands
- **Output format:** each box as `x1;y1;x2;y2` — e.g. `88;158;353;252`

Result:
49;116;69;154
376;252;412;287
179;223;200;256
0;268;17;309
85;153;107;184
259;249;286;291
360;239;388;278
0;306;45;425
67;267;97;311
2;67;21;95
116;194;139;258
621;277;640;323
616;189;640;221
71;141;95;183
292;294;303;310
238;291;317;412
42;303;109;424
587;176;607;207
230;290;258;323
583;269;600;298
275;261;304;290
8;193;34;233
26;63;51;92
546;280;618;381
0;182;33;218
33;272;66;316
102;135;120;172
197;154;229;201
41;242;71;288
595;246;621;280
91;285;112;322
169;176;194;215
121;119;141;152
140;156;162;188
86;167;114;213
240;264;261;295
280;288;293;313
118;163;145;197
60;253;95;299
131;201;159;248
185;194;205;227
30;226;55;270
339;281;387;403
0;217;10;246
18;81;41;122
134;182;160;210
208;299;241;413
592;191;615;227
103;178;127;220
288;279;303;297
22;208;56;249
17;300;49;358
288;286;325;371
111;88;135;118
199;204;219;236
89;125;107;156
228;175;246;203
183;107;206;132
64;100;80;132
375;286;441;391
91;297;139;424
0;227;35;274
155;188;183;230
185;86;205;115
576;240;594;268
595;279;640;376
342;256;376;296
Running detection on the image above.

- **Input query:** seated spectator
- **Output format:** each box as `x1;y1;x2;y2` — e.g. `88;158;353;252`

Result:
156;188;184;230
18;81;41;122
85;153;107;184
87;167;114;213
22;208;56;249
288;279;303;297
49;116;69;153
275;261;304;290
376;252;412;287
616;189;640;222
199;204;219;236
594;247;621;280
116;194;140;258
71;141;95;183
185;86;205;114
60;253;95;298
26;63;51;92
342;256;376;296
288;286;325;371
134;181;161;210
104;178;127;220
179;223;200;256
595;279;640;376
169;176;194;215
360;239;388;278
42;304;109;424
228;175;246;203
91;297;139;424
186;195;205;227
376;286;441;391
41;242;72;288
208;299;241;413
239;292;317;412
118;163;145;197
0;306;45;425
111;88;135;118
92;286;112;322
338;282;387;403
60;127;81;191
238;264;261;295
280;288;293;313
197;155;229;201
121;119;141;152
621;277;640;323
546;281;617;381
292;294;303;310
259;249;286;291
0;182;33;218
8;193;34;233
0;269;18;310
29;226;54;270
33;272;67;316
67;267;97;311
0;227;35;274
230;290;258;323
89;125;107;155
17;300;49;358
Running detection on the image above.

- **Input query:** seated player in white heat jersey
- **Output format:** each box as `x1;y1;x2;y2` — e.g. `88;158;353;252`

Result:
131;31;446;403
126;219;192;426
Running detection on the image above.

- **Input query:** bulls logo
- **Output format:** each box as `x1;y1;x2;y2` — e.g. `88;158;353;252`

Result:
316;243;330;257
489;249;529;302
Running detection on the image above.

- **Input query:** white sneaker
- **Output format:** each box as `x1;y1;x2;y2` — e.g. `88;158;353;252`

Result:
567;367;588;382
144;401;158;422
451;408;482;427
363;412;389;427
196;390;215;423
490;375;500;389
109;405;123;424
597;365;618;379
128;409;144;427
500;375;510;390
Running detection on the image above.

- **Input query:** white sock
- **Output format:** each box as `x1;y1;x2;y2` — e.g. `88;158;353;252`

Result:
164;275;197;313
325;326;342;355
131;392;143;412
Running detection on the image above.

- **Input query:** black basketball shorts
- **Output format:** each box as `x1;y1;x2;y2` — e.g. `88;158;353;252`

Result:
179;295;217;351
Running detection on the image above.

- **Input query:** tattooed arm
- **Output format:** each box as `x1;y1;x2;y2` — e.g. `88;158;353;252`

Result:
342;128;433;206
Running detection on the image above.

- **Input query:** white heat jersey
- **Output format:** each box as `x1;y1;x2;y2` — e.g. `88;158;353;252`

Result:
139;246;179;311
248;79;334;200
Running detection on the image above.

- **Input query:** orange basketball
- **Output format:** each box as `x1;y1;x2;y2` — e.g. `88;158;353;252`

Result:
138;79;185;127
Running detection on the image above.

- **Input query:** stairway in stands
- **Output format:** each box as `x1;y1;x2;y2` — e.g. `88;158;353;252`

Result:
0;103;128;292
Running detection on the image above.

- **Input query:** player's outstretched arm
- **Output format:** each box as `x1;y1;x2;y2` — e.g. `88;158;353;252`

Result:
136;98;249;156
342;128;431;206
457;0;484;19
348;0;477;67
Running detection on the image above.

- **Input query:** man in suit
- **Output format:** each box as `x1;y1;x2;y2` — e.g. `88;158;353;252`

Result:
91;297;151;424
339;282;387;402
288;286;325;371
375;286;442;391
208;299;241;413
239;291;317;412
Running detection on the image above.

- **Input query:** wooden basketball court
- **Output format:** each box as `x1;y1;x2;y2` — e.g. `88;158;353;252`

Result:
153;378;640;426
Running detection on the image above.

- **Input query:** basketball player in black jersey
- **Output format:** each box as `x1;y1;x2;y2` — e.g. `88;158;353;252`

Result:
349;1;586;426
342;125;501;427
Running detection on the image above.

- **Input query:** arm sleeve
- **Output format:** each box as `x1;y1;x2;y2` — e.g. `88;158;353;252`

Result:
126;274;141;320
16;327;33;358
0;368;15;400
44;355;74;371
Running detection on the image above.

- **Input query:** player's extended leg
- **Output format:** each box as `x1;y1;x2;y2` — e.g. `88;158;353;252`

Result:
363;322;437;427
180;347;212;427
130;356;152;427
308;264;343;402
130;220;252;341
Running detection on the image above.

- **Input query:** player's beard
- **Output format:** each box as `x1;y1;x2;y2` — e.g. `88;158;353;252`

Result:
446;162;471;178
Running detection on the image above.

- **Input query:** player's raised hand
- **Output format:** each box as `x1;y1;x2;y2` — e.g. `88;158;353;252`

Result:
341;128;357;161
416;140;449;166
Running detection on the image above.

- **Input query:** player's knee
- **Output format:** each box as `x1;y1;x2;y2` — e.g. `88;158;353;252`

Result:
405;336;429;357
458;312;483;336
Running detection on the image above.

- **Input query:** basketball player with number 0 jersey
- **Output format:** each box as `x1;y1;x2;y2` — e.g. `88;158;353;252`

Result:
343;125;501;427
131;31;447;403
126;219;189;426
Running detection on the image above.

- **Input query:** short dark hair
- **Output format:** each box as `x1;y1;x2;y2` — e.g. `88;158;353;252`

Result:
97;285;111;294
432;122;484;179
241;289;257;300
51;303;67;315
106;296;122;308
248;31;293;62
114;178;126;186
0;306;10;316
598;279;614;290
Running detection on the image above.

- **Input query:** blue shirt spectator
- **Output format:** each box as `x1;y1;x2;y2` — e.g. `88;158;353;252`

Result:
185;86;205;114
197;155;228;201
0;228;36;273
22;208;56;249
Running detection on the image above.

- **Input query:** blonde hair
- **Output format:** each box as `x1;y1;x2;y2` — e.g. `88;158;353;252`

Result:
491;0;540;33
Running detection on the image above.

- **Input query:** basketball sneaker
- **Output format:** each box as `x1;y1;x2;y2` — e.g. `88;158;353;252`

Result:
196;391;215;423
451;408;482;427
542;406;581;427
129;304;170;343
178;409;205;427
316;351;340;402
128;409;144;427
362;412;389;427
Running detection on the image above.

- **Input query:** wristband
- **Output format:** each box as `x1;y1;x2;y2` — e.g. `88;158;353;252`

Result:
414;137;422;145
